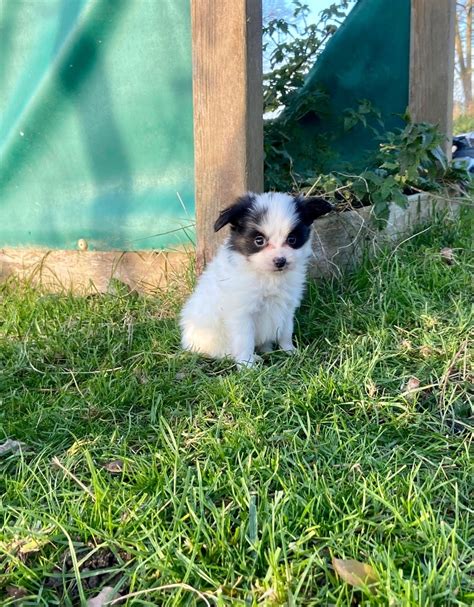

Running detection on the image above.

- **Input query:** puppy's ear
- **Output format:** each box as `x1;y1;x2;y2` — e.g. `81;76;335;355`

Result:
214;194;255;232
295;195;333;225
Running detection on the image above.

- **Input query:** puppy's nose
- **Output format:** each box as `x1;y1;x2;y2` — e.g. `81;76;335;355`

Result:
273;257;287;269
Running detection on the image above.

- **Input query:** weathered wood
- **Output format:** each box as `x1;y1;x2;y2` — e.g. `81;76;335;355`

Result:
191;0;264;271
1;196;459;293
0;248;190;294
409;0;456;155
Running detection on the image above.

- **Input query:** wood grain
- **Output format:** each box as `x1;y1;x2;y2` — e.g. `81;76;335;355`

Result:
409;0;456;155
191;0;264;271
0;248;190;294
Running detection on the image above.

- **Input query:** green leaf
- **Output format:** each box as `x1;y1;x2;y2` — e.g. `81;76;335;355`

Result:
344;116;357;131
380;161;399;171
391;189;408;208
430;145;447;170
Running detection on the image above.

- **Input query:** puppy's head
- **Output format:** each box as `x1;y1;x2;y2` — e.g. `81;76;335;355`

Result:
214;192;332;273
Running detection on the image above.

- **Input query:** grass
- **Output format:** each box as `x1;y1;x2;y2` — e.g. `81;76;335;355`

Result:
0;210;473;606
453;113;474;136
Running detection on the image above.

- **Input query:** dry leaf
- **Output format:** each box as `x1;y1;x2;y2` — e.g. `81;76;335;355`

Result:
1;535;50;560
18;537;49;555
6;586;28;599
102;460;124;474
332;557;378;592
0;439;25;456
400;339;412;350
440;247;454;265
421;314;438;329
402;377;420;401
86;586;117;607
366;380;377;398
419;345;434;358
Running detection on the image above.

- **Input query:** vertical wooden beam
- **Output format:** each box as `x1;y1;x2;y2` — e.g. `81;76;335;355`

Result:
191;0;263;270
409;0;456;155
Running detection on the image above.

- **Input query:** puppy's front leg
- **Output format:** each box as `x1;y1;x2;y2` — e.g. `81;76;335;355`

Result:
227;316;257;368
277;312;297;353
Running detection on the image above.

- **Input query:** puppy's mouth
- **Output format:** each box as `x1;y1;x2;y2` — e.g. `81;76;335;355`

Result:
273;266;289;273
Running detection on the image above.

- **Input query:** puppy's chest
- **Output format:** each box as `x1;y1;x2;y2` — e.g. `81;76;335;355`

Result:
254;281;297;313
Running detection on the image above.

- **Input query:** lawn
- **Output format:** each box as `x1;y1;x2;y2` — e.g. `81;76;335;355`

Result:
0;210;472;606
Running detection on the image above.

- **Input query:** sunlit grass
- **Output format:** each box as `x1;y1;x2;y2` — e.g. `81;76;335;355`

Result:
0;210;472;605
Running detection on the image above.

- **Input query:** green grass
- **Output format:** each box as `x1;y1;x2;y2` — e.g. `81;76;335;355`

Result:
453;113;474;135
0;211;473;606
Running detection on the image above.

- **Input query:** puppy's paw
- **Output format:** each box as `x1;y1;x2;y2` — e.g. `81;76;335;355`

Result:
236;354;262;369
257;341;274;354
279;343;297;355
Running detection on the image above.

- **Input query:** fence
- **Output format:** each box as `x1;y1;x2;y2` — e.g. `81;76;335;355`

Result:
0;0;456;291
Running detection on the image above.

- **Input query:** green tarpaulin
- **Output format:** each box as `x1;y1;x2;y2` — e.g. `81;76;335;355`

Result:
273;0;411;181
0;0;194;251
1;0;412;251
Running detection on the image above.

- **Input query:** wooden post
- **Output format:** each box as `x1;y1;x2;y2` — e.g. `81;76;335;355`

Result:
409;0;456;155
191;0;264;271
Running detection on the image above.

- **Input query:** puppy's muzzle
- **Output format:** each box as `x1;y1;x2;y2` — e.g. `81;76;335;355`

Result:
273;257;287;270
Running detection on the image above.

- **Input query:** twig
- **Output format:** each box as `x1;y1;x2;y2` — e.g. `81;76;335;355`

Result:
108;583;215;606
387;225;433;262
57;366;124;375
439;339;470;413
68;369;87;400
51;456;96;501
21;341;46;375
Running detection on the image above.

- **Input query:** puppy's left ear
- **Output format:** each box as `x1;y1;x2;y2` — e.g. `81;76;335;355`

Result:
214;194;255;232
295;196;333;225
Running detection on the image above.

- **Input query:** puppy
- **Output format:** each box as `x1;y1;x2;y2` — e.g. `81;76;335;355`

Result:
180;192;332;367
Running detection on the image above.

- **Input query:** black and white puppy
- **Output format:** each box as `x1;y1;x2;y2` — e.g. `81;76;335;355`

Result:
180;192;332;367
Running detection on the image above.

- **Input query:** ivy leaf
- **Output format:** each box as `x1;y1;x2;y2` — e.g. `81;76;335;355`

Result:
430;145;447;170
380;175;398;199
344;116;358;131
380;161;399;171
391;189;408;208
373;199;390;224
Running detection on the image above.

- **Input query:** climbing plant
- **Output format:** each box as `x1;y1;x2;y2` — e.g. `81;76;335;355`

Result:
263;2;471;224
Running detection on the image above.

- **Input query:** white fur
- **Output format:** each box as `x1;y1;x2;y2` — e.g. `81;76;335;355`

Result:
180;193;313;367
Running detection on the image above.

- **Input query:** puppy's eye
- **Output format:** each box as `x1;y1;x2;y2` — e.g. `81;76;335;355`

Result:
287;235;297;246
254;235;266;247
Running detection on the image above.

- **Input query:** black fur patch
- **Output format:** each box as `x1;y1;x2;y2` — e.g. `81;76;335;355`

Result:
214;194;256;232
214;193;332;259
214;194;270;257
286;222;311;249
228;225;267;257
294;196;333;225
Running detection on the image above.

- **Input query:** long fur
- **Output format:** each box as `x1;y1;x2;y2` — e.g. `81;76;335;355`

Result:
180;192;332;367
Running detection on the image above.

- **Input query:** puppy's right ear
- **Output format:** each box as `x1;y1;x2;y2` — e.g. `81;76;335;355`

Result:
214;194;255;232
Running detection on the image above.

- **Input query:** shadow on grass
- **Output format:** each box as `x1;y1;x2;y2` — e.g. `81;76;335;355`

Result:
1;211;472;452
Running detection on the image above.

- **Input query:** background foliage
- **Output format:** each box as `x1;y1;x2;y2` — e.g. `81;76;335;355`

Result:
263;1;473;221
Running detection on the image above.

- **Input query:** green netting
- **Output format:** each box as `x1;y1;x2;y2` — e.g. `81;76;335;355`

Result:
271;0;411;183
0;0;194;251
